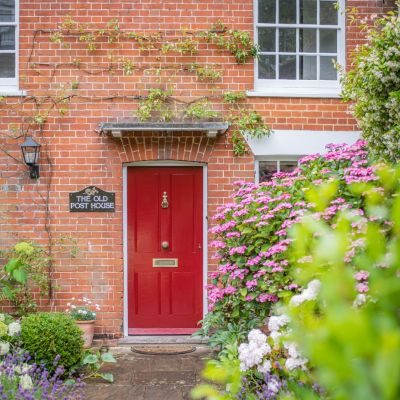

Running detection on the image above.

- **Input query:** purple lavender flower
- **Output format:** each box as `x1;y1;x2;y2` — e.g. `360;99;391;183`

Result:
0;351;85;399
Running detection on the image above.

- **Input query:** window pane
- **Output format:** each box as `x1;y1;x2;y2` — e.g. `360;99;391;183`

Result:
279;55;296;79
320;0;338;25
300;56;317;79
259;55;276;79
320;29;337;53
0;53;15;77
299;29;316;52
320;56;337;80
0;0;14;22
279;28;296;52
0;26;15;50
300;0;317;24
279;0;296;24
259;28;276;52
280;161;299;173
259;161;278;182
258;0;276;23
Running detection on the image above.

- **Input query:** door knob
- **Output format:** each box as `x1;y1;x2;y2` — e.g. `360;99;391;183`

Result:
161;241;169;249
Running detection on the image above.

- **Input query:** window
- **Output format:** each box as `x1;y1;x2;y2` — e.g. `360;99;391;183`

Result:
257;159;301;183
0;0;18;91
254;0;345;97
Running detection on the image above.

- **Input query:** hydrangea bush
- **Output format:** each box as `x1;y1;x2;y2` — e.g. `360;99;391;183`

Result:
202;140;375;345
195;146;400;399
341;4;400;163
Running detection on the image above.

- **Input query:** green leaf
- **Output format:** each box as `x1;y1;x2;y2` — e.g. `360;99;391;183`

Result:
82;354;98;364
99;373;114;383
12;268;27;284
101;352;117;363
191;384;222;399
2;286;15;301
4;258;22;273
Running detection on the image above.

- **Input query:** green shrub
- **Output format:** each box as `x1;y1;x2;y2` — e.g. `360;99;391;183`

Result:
341;6;400;163
21;312;84;374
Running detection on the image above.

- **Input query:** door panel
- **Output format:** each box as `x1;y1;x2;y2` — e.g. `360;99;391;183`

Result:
127;166;203;331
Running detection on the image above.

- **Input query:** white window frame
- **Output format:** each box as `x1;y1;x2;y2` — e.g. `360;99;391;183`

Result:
255;157;301;183
250;0;346;98
0;0;20;94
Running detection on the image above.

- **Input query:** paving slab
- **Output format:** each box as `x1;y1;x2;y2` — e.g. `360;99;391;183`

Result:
85;345;213;400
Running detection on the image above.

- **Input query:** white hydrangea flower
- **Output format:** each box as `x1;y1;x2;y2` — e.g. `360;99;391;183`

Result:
353;293;367;307
0;314;5;322
285;356;307;371
8;322;21;336
284;342;300;359
257;359;271;374
270;331;282;344
238;329;271;371
248;329;267;345
268;315;290;332
0;342;10;355
290;279;321;306
19;374;33;391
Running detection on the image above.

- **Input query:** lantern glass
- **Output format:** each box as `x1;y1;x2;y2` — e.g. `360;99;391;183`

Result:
20;137;41;166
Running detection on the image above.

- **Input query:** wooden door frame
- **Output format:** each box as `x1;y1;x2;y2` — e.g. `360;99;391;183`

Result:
122;161;208;337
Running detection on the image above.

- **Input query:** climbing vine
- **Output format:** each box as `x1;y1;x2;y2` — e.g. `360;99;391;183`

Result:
0;16;272;307
0;17;270;156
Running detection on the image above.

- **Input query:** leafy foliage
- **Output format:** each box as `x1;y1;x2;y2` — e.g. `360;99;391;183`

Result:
287;164;400;399
230;111;272;156
190;64;222;82
162;35;199;55
184;99;219;120
137;88;174;121
200;22;258;64
197;143;400;399
223;91;246;104
21;313;84;375
0;242;50;316
341;6;400;163
202;141;375;350
81;350;116;383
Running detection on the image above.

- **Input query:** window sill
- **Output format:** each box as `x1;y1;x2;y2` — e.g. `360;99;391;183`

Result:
0;89;27;97
247;88;341;99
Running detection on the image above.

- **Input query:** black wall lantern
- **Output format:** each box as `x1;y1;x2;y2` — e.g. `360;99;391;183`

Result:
20;136;41;179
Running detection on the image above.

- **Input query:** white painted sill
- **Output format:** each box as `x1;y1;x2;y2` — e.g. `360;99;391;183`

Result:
0;89;27;97
246;89;341;98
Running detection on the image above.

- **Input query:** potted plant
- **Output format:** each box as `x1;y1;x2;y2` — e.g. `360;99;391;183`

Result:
65;297;100;348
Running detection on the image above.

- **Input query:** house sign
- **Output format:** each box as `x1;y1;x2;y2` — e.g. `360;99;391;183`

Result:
69;186;115;212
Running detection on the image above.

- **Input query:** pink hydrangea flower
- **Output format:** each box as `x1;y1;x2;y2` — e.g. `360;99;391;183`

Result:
229;246;247;256
356;283;369;293
355;270;369;281
257;294;278;303
245;279;258;289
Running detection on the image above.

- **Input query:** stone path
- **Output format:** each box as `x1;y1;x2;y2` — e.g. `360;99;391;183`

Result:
85;345;213;400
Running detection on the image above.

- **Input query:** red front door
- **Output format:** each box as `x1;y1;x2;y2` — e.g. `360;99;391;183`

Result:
127;166;203;334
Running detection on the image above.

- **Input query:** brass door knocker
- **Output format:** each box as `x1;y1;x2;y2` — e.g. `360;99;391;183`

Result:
161;191;169;208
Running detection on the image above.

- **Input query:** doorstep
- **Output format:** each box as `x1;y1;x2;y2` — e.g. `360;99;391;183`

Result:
118;335;208;345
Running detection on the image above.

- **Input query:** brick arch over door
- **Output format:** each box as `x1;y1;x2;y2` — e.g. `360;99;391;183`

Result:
117;132;217;164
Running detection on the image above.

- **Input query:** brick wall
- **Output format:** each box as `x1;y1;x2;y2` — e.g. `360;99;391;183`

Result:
0;0;396;338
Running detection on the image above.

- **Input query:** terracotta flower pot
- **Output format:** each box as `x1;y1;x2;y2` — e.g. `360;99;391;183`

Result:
76;320;95;348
